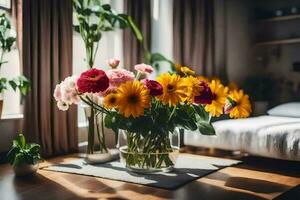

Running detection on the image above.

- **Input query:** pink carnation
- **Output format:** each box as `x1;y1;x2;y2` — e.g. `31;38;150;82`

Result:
106;69;135;87
134;63;154;74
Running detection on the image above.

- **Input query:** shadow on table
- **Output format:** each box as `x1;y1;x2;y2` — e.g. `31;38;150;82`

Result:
10;173;97;200
98;162;231;190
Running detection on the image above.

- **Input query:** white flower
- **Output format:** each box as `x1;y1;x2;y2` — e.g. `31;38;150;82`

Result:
57;101;69;111
53;84;62;101
54;75;80;111
60;76;79;105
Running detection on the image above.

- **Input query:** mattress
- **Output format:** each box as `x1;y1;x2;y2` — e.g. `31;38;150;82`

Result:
184;115;300;161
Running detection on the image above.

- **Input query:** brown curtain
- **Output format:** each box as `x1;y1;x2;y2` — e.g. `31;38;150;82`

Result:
22;0;78;157
123;0;151;70
173;0;217;77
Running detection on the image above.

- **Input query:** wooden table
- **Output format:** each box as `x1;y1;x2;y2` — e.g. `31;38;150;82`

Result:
0;153;299;200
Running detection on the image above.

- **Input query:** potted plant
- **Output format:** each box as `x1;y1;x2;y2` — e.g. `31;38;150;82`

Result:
244;75;276;115
6;134;41;176
0;13;30;117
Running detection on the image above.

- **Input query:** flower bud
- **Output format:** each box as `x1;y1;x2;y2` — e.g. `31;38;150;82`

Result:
108;59;120;69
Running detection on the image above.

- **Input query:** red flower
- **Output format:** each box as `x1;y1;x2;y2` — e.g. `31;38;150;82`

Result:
143;79;163;96
194;81;213;104
77;69;109;93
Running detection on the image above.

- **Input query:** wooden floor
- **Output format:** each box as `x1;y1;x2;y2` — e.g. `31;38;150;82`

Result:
0;151;300;200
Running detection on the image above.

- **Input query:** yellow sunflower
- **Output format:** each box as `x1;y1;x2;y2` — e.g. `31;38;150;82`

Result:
103;92;119;109
183;76;204;103
227;90;252;119
181;66;196;76
197;75;209;83
211;76;221;84
205;80;228;117
156;73;188;106
117;81;150;118
228;82;239;92
175;64;196;76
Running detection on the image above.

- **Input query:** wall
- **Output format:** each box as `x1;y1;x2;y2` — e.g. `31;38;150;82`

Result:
151;0;173;76
225;0;253;85
251;0;300;100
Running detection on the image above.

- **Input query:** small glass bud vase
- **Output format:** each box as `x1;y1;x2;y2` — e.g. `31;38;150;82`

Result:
118;129;180;174
81;99;118;164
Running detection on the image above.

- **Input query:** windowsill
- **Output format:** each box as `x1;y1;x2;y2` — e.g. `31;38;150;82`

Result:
78;121;88;128
1;114;23;120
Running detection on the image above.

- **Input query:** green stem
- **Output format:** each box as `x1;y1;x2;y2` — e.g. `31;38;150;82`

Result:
99;112;108;153
124;130;174;169
168;106;177;121
0;50;5;70
87;106;95;154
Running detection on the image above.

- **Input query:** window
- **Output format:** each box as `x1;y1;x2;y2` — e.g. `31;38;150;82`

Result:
0;9;22;116
0;0;11;11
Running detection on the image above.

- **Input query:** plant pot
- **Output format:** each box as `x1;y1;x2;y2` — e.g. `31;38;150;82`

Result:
118;130;180;174
13;163;39;176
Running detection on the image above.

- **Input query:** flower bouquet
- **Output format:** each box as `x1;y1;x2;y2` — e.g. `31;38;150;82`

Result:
54;61;251;173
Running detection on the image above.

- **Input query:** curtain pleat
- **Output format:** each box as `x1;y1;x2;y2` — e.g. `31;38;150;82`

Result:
123;0;151;70
173;0;217;77
22;0;78;157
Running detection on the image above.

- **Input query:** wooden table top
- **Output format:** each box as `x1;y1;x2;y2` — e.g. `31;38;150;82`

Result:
0;153;299;200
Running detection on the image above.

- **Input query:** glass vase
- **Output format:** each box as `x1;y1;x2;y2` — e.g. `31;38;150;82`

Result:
82;102;115;164
118;129;180;174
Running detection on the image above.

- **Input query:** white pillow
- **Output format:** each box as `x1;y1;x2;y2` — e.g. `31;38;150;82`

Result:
267;102;300;118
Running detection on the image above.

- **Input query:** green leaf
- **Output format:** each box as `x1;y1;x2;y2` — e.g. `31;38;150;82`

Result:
8;75;31;96
8;80;17;91
193;104;210;121
28;144;41;155
126;15;143;43
102;4;111;11
0;78;7;93
73;25;80;33
104;112;119;135
6;146;19;165
16;134;26;148
149;53;175;71
198;121;216;135
13;153;25;166
174;107;198;131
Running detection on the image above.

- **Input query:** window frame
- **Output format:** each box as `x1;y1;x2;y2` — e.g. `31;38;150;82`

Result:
0;0;11;11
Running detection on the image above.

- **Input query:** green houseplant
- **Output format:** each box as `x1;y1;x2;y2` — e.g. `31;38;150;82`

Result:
0;13;30;117
7;134;41;176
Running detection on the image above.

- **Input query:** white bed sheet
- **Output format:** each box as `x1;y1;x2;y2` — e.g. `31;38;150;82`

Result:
184;115;300;161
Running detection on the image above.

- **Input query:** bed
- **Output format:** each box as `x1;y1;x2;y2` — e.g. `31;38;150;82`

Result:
184;103;300;161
